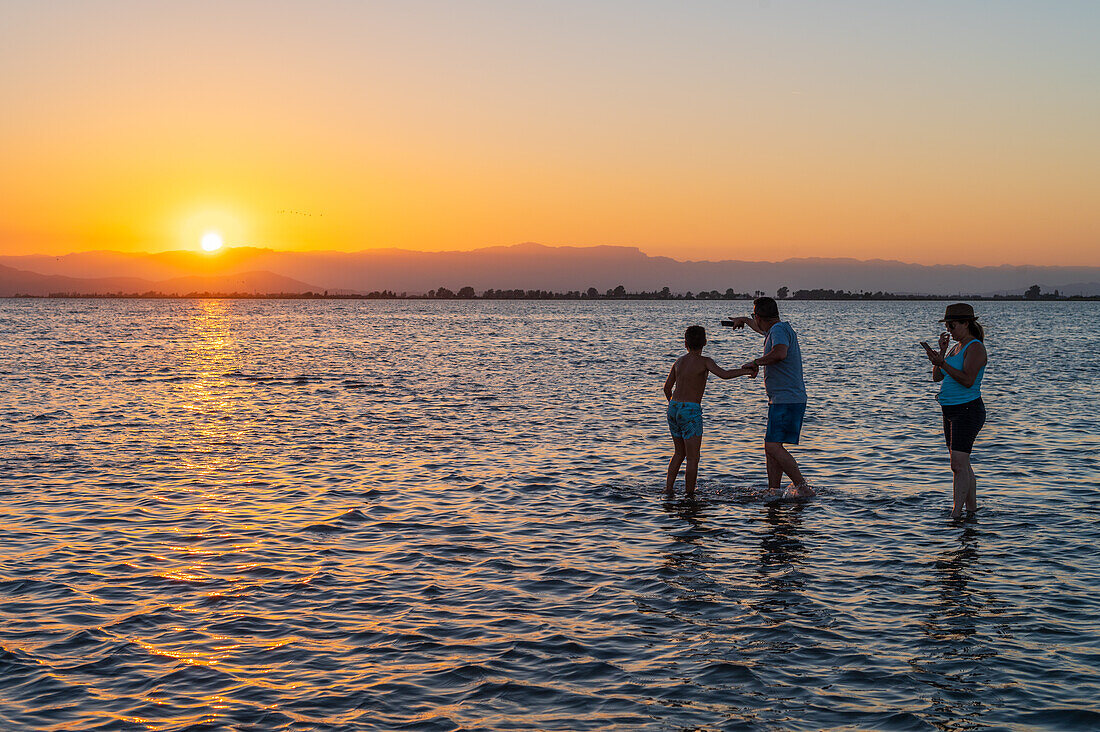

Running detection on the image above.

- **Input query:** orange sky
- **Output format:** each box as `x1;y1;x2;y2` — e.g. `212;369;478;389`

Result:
2;1;1098;265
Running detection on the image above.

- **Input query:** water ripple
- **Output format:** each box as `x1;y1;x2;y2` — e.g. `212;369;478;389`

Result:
1;299;1098;730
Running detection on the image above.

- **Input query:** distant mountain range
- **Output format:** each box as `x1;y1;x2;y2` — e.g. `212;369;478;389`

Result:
1;243;1098;296
0;264;325;297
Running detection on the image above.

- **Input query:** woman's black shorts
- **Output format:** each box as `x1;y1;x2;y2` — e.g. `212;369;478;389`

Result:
941;398;986;454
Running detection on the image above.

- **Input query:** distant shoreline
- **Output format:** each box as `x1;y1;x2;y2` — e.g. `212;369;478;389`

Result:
5;291;1098;302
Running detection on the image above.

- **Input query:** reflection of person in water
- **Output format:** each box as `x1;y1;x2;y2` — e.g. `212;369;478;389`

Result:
928;522;984;640
658;499;722;605
639;500;732;641
915;521;998;725
756;503;809;607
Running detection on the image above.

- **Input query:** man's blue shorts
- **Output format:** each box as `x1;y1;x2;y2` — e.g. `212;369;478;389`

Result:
765;402;806;444
667;400;703;440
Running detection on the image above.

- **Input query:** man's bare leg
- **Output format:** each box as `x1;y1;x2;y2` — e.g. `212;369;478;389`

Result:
665;437;686;495
683;435;702;498
765;441;813;497
765;451;783;494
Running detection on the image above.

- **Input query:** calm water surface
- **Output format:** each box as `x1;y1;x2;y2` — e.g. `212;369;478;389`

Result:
1;299;1098;731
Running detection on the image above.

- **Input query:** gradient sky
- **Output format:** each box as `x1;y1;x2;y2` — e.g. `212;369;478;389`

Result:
2;0;1098;265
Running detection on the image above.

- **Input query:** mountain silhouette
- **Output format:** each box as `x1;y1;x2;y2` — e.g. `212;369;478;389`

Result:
2;243;1098;296
0;264;327;297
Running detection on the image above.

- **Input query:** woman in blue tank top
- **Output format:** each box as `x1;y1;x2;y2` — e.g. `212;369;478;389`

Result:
922;303;988;518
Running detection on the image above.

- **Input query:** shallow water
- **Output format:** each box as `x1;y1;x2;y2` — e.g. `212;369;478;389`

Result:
1;298;1098;731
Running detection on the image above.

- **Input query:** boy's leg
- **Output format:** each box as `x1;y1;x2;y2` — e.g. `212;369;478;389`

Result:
683;435;702;497
765;441;805;487
665;437;686;493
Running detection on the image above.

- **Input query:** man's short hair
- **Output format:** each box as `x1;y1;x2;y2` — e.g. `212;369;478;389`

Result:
685;325;707;350
753;296;780;319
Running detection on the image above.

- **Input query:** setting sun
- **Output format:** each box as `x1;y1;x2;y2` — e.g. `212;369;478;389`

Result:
200;232;224;252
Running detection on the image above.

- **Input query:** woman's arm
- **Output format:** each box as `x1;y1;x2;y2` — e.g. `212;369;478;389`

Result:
935;342;987;388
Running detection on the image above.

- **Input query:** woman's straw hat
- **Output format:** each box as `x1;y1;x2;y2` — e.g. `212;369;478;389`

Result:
939;303;978;322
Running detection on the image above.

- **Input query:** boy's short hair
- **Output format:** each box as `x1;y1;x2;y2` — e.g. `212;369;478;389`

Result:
753;296;780;319
684;325;707;350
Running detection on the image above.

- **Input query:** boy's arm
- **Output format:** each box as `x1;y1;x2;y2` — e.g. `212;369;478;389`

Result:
707;358;758;380
663;363;677;399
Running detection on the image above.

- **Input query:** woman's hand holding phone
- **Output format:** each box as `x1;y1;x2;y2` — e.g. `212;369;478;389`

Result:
921;341;945;366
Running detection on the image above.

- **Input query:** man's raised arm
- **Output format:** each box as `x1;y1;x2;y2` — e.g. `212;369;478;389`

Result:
722;316;766;335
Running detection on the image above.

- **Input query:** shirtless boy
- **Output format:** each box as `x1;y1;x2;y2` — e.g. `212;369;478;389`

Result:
663;325;757;498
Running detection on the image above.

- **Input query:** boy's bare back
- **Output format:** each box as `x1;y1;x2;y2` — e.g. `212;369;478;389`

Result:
669;352;717;403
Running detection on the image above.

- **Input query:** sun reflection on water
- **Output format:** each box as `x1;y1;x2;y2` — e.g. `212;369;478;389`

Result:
177;300;251;481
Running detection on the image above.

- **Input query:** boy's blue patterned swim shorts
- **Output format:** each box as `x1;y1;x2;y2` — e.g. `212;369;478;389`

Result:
667;400;703;440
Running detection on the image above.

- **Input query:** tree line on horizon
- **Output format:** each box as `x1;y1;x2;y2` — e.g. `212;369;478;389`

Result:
16;283;1093;301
